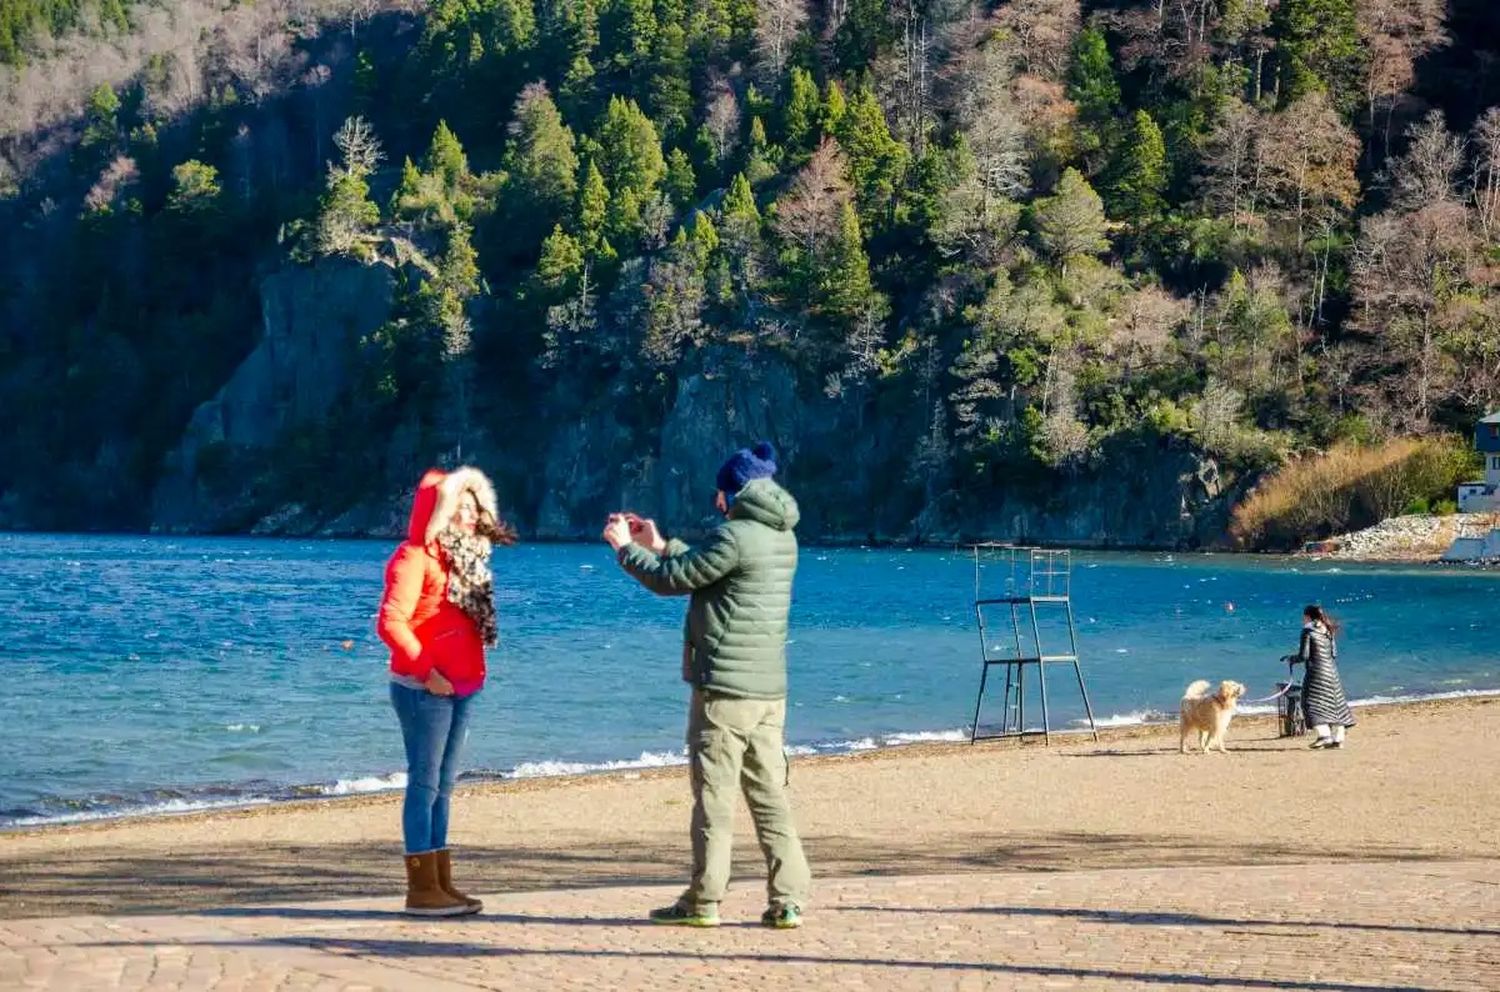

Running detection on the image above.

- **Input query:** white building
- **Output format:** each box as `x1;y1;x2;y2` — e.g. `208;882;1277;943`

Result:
1457;413;1500;513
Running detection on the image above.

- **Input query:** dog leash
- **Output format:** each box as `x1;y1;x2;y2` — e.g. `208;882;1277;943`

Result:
1240;683;1295;705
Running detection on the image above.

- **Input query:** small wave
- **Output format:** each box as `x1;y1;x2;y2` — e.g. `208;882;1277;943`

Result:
318;772;407;796
4;795;274;828
225;723;260;733
1349;687;1500;708
507;750;688;778
1079;709;1171;729
883;729;967;745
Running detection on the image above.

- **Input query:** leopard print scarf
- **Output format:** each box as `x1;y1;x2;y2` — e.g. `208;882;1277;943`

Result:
435;529;497;647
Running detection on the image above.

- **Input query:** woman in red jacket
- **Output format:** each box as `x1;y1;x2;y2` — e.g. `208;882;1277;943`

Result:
378;466;513;916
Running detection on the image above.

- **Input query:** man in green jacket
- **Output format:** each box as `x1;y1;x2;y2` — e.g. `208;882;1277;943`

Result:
603;442;811;929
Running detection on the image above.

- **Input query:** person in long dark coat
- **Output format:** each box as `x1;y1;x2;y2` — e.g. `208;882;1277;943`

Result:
1297;604;1355;749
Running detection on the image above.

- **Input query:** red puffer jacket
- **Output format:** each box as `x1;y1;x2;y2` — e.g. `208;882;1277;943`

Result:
376;468;492;697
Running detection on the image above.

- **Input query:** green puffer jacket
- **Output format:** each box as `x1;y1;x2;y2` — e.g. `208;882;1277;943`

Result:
616;478;799;700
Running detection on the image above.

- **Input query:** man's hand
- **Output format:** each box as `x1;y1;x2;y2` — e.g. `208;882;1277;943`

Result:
425;670;455;696
603;514;632;551
625;513;667;554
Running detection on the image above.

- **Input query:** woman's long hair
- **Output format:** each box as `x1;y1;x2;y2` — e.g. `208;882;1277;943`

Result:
1303;603;1340;635
475;509;519;546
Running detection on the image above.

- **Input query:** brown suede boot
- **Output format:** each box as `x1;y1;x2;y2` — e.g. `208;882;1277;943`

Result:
403;852;470;917
435;849;483;914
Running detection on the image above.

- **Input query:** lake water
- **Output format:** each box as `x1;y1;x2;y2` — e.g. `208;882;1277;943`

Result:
2;534;1495;827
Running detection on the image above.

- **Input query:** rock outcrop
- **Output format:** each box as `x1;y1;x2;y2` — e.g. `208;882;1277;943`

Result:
150;261;394;532
145;263;1246;549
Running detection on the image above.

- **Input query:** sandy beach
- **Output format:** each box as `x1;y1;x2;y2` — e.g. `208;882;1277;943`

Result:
4;695;1497;921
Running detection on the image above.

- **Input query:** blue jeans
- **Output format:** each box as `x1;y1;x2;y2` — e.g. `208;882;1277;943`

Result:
390;682;477;854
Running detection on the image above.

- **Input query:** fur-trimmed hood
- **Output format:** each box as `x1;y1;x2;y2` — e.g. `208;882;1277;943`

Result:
406;466;499;547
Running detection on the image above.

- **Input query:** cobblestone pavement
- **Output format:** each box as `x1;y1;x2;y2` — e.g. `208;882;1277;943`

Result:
2;860;1496;991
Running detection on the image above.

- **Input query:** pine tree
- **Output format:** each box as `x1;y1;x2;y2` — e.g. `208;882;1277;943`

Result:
647;0;692;139
167;160;222;214
820;202;876;325
1273;0;1365;114
1034;168;1109;274
687;0;734;62
723;171;759;223
503;83;579;220
1067;27;1119;163
315;171;380;259
437;221;481;301
597;96;667;195
426;120;469;190
687;209;720;262
558;0;600;114
746;116;779;185
834;83;908;228
835;0;895;72
1109;110;1167;227
719;170;763;291
666;147;696;207
824;80;847;133
782;66;822;154
601;0;657;79
485;0;538;58
537;224;586;292
577;159;612;257
1068;27;1119;123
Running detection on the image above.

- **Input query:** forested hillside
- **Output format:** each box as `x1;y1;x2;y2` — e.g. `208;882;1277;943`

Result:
1;0;1498;542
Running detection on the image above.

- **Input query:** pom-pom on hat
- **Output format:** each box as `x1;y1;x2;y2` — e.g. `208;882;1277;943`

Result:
716;441;778;496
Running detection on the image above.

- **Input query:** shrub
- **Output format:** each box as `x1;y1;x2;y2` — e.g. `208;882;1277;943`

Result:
1228;435;1471;550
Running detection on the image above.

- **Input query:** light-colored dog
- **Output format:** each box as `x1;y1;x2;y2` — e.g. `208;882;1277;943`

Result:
1179;679;1247;754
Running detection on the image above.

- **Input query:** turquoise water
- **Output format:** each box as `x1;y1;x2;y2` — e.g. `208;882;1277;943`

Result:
2;534;1496;826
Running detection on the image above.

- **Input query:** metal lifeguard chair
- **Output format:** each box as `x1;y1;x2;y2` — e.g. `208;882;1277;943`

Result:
969;545;1099;744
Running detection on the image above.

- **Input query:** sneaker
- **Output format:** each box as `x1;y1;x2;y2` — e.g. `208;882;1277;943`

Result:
760;904;803;930
1309;738;1333;749
649;902;720;927
1326;740;1344;749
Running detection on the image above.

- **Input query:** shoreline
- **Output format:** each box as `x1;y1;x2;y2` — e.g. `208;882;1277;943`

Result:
6;691;1496;839
9;526;1497;565
3;693;1496;920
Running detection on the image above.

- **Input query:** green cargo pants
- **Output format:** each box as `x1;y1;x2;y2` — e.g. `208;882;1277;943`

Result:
681;688;811;911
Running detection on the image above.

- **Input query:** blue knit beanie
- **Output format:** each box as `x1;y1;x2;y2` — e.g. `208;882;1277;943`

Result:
716;441;778;496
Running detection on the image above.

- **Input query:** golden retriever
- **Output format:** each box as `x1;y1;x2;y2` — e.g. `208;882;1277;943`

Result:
1179;679;1246;754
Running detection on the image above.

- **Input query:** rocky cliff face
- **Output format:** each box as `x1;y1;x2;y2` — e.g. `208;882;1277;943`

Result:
146;263;1244;549
150;261;394;533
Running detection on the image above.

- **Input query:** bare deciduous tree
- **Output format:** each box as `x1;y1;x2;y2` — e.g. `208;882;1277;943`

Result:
1257;92;1361;245
1199;98;1259;226
1472;107;1500;239
1109;284;1188;370
703;87;741;164
332;115;384;177
771;139;852;255
1357;0;1447;158
753;0;808;84
0;0;381;174
83;155;139;213
1351;201;1478;431
945;34;1030;200
993;0;1081;81
1388;110;1464;212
